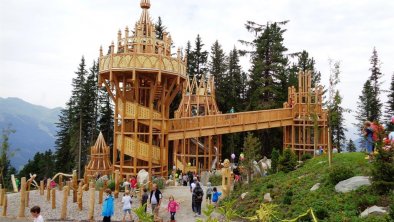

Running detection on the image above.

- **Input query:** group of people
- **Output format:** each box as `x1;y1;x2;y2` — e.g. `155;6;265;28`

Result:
363;120;394;161
189;176;222;217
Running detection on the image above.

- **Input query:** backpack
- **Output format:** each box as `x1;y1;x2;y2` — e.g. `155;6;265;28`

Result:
371;122;383;142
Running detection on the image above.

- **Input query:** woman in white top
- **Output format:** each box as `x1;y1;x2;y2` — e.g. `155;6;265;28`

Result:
121;190;133;222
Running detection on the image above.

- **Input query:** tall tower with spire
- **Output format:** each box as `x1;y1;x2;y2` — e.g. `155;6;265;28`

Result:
98;0;187;177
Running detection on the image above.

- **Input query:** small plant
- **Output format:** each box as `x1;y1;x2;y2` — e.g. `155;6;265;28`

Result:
283;190;293;205
244;203;279;222
371;146;394;194
152;177;165;189
266;183;274;189
216;200;240;222
356;192;378;211
301;153;313;161
278;148;297;173
196;204;219;222
314;206;329;220
328;166;354;184
389;202;394;220
133;203;154;222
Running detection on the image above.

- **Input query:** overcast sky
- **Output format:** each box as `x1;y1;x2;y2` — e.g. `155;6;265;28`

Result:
1;0;393;139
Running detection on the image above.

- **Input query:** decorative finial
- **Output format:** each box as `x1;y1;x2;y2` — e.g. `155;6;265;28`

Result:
140;0;150;9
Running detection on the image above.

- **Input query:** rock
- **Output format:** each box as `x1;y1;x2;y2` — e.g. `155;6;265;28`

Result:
310;183;320;191
333;148;338;153
360;205;387;218
137;169;149;185
317;161;326;164
200;171;210;186
263;193;272;203
335;176;371;193
241;192;248;200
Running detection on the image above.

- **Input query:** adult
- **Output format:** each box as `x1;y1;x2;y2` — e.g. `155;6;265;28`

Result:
149;183;163;217
389;131;394;145
190;177;197;213
192;182;204;217
182;174;188;186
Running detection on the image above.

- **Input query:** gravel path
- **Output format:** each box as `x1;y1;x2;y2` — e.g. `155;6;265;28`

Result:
0;186;222;222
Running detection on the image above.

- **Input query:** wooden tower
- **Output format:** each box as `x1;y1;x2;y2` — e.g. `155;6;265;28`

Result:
85;132;112;177
283;70;328;157
98;0;187;177
173;76;222;173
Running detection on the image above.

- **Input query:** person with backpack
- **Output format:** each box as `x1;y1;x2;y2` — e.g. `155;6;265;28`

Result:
205;182;213;204
192;182;204;217
102;189;115;222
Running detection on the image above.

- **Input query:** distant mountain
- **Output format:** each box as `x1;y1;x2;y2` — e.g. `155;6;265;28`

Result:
0;97;61;170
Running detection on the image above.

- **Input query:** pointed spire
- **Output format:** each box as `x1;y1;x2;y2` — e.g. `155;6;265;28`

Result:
140;0;151;9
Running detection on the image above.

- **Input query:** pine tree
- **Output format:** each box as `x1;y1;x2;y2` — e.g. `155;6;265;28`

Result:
241;133;262;183
227;47;245;112
54;101;75;173
155;16;166;40
189;35;208;81
98;87;114;148
328;60;347;152
385;73;394;130
355;80;374;131
368;47;383;122
346;139;356;152
208;40;227;111
185;41;193;76
19;150;56;181
290;50;322;87
0;125;17;189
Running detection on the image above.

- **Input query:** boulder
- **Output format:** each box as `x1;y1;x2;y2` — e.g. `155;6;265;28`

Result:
335;176;371;193
360;206;387;218
200;171;210;186
137;169;149;185
310;183;320;191
263;193;272;203
241;192;248;200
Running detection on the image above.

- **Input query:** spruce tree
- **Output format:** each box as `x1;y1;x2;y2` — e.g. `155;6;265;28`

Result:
155;16;166;40
385;73;394;130
368;47;383;122
346;139;356;152
208;40;227;111
355;80;374;131
185;41;193;76
55;101;75;173
0;125;17;189
290;50;322;87
227;47;245;112
189;35;208;81
241;133;261;183
98;87;114;147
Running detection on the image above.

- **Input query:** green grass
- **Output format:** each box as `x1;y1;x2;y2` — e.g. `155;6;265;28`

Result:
223;152;393;221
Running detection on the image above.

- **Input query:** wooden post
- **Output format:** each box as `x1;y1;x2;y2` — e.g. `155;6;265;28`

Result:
2;193;7;216
18;177;26;218
114;170;119;198
73;170;78;202
61;186;68;220
40;181;44;195
88;182;95;220
25;189;29;207
51;189;56;209
11;174;18;192
59;174;63;191
77;182;83;211
46;179;51;201
99;188;103;204
0;189;4;207
67;181;71;196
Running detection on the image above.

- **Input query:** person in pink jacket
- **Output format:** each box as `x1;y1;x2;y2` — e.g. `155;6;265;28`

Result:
167;195;180;222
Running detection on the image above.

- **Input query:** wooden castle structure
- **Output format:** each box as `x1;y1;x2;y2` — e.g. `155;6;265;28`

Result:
94;0;329;178
173;75;222;173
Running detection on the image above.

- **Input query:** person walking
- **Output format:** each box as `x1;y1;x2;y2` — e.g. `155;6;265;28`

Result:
190;177;197;213
130;176;137;197
102;189;115;222
141;188;149;213
167;195;180;222
149;183;163;218
121;190;133;222
192;182;204;217
205;182;213;204
212;187;222;208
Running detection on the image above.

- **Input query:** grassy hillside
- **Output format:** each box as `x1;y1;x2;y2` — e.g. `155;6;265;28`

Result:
222;152;393;221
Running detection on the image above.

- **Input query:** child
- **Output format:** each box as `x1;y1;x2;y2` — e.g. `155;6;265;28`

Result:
141;187;149;213
122;190;133;222
30;206;44;222
167;195;180;222
363;121;374;161
212;187;222;207
102;189;115;222
206;182;213;204
130;176;137;197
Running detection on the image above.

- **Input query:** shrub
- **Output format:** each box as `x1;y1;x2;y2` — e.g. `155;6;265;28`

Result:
371;146;394;194
107;180;115;191
278;148;297;173
95;179;104;190
270;148;280;174
266;184;274;189
389;202;394;220
209;174;222;186
283;190;293;205
152;177;165;189
314;206;329;220
328;166;354;184
356;193;378;211
301;153;312;161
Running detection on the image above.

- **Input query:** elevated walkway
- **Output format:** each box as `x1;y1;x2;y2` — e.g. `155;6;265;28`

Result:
168;107;294;140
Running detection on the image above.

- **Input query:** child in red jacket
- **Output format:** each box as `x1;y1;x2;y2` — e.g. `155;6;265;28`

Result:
167;195;180;222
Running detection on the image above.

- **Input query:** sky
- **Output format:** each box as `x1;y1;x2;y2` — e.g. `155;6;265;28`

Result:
0;0;393;140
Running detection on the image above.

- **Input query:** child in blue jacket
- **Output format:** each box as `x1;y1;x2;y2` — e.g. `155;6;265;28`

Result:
102;189;115;222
